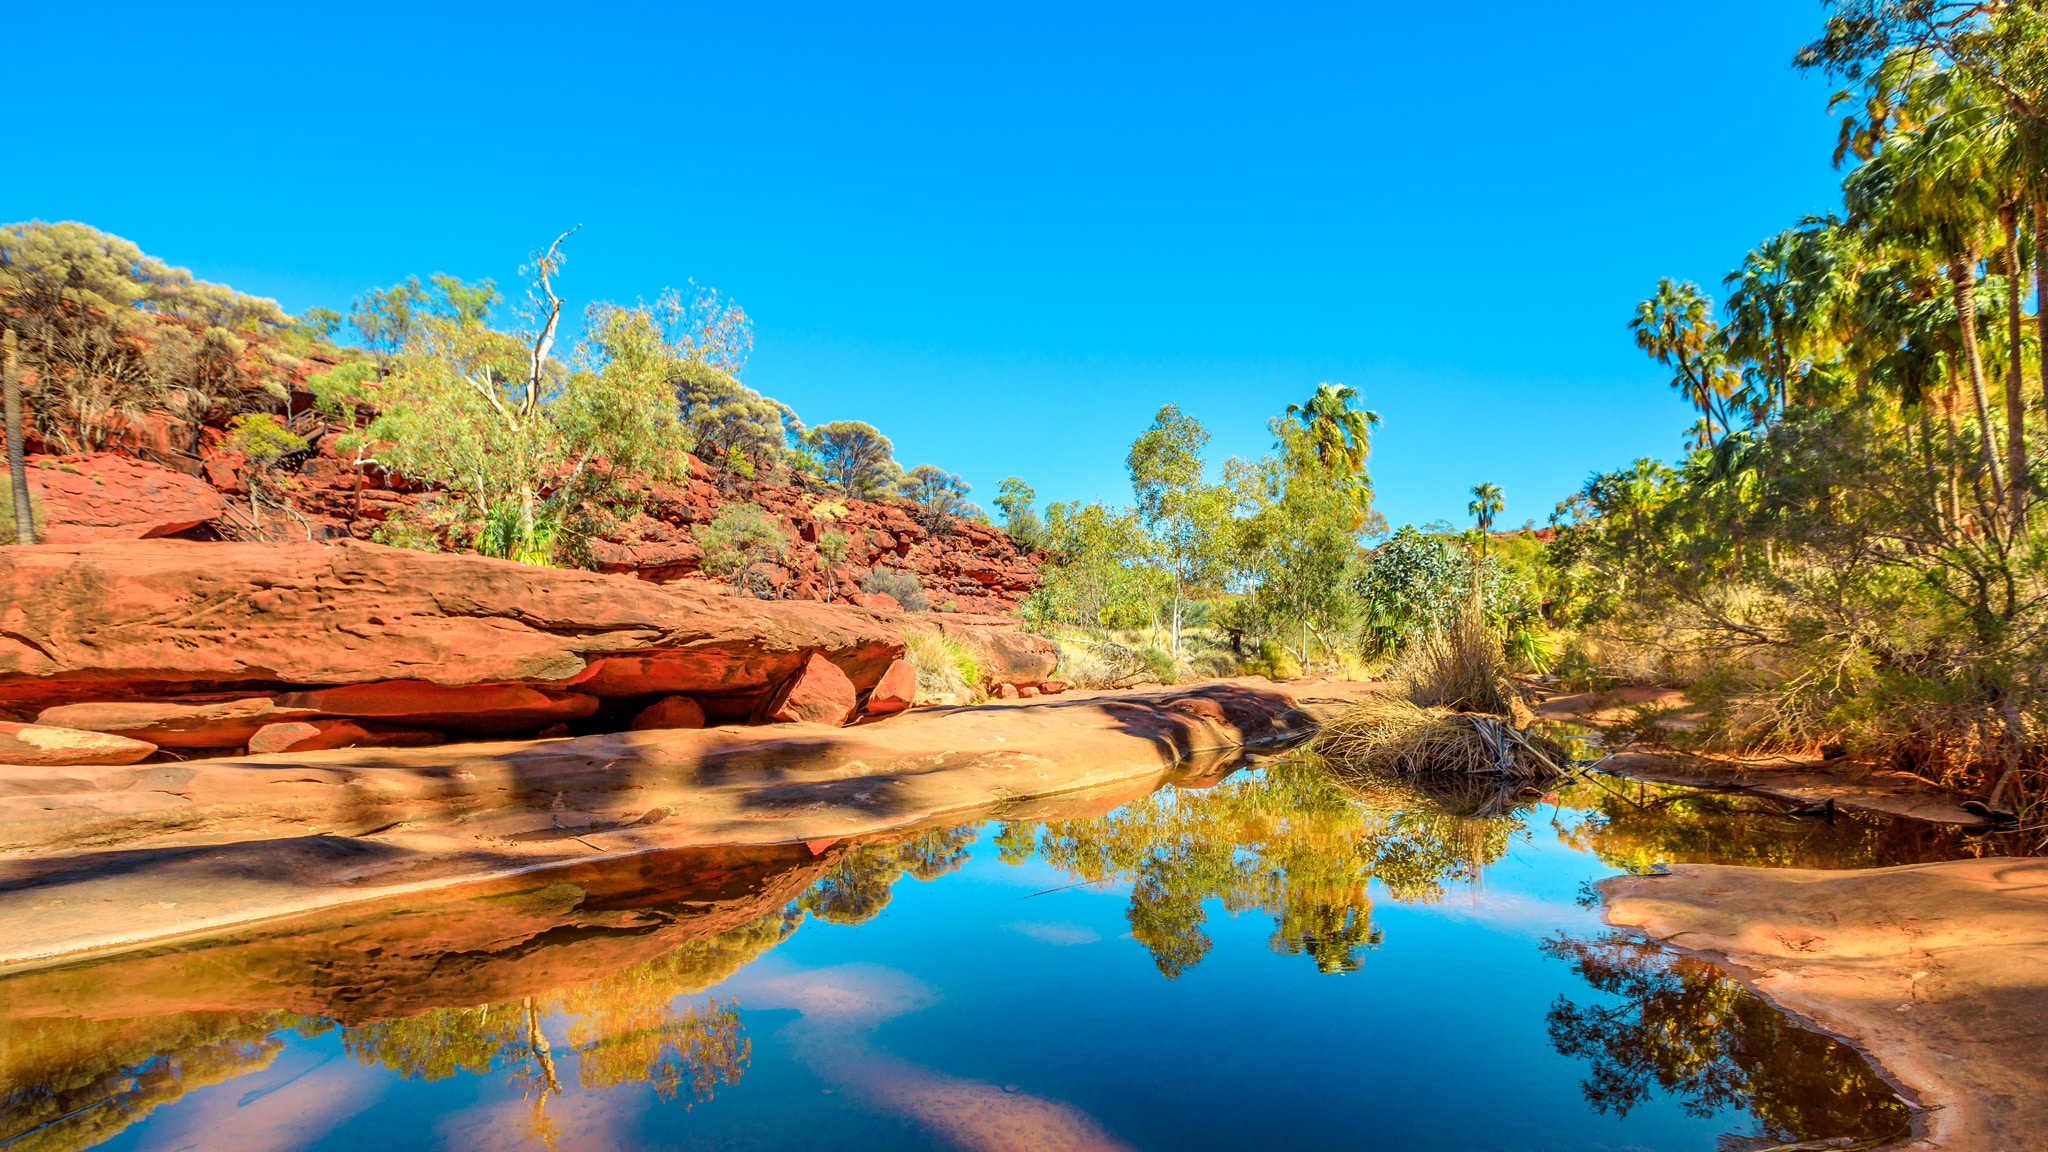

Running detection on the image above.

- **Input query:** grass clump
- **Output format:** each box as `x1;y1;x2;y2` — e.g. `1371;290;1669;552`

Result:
1311;589;1565;785
861;568;929;612
905;630;981;703
1311;694;1567;784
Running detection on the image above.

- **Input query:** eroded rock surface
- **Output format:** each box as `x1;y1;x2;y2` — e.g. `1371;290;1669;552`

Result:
1604;858;2048;1151
0;539;905;716
0;722;156;766
23;455;230;543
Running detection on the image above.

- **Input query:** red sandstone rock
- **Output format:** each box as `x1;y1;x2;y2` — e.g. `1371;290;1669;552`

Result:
273;682;600;734
1018;685;1040;698
631;695;707;731
761;652;858;726
0;721;156;766
1041;680;1070;695
849;591;902;612
26;455;230;544
247;719;445;754
865;659;917;716
994;682;1020;699
0;540;905;715
36;697;319;748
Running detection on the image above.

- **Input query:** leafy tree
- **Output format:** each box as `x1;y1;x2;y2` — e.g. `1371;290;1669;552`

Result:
994;475;1045;549
817;529;850;599
696;503;790;597
1038;500;1163;633
221;413;308;539
1127;404;1234;657
1282;382;1382;528
333;234;693;565
806;420;900;498
3;329;30;544
896;463;973;530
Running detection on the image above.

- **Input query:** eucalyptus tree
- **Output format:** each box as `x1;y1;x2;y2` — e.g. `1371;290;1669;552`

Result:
1128;404;1234;657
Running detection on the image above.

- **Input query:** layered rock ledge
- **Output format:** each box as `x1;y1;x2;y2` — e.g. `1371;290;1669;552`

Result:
1603;858;2048;1151
0;678;1371;969
0;539;904;724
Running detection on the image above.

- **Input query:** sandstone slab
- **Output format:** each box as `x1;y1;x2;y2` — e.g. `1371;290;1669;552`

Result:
865;658;917;716
25;455;229;544
247;719;446;754
631;695;707;731
36;696;318;748
0;722;156;766
761;652;857;726
273;682;600;733
1604;859;2048;1151
0;539;905;715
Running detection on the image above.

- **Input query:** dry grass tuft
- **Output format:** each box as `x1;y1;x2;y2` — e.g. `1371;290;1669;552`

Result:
1309;695;1568;784
1398;594;1517;716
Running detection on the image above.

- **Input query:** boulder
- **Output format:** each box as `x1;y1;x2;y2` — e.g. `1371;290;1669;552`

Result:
0;721;156;766
273;682;600;734
760;652;857;726
0;540;905;715
37;696;319;748
26;455;229;544
864;659;917;716
994;682;1020;699
631;695;707;731
849;591;901;613
1041;679;1070;695
247;720;445;755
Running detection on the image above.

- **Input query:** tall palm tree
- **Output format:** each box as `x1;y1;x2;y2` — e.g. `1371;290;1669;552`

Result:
1468;482;1504;557
1285;382;1380;475
1630;280;1740;444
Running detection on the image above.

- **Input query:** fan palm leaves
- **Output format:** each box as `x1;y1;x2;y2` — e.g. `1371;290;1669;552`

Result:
1467;483;1504;557
1630;280;1741;446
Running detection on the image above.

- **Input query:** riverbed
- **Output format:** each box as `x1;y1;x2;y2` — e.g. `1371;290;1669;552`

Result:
0;757;2003;1152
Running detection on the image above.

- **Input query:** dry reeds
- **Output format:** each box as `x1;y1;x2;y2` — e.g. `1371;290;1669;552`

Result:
1310;694;1568;784
1398;591;1515;716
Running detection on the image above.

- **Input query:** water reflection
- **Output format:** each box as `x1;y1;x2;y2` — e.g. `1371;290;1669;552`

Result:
0;757;1961;1151
1541;933;1912;1147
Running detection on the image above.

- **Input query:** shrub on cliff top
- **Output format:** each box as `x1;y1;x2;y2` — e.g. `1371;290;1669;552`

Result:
698;503;790;598
862;568;929;612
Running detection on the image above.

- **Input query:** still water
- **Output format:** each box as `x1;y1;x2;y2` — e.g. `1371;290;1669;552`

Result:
3;759;1994;1152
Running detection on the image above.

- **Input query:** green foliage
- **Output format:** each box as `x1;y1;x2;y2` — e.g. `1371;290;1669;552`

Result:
336;240;694;566
896;463;973;529
806;420;900;498
697;503;790;597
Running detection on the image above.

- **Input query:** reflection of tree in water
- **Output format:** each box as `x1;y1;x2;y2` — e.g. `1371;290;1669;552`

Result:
999;758;1521;978
1541;933;1911;1147
343;907;794;1142
1553;777;2000;873
799;826;978;925
0;1011;322;1152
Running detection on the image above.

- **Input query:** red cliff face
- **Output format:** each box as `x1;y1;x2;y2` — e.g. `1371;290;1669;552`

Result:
23;413;1042;615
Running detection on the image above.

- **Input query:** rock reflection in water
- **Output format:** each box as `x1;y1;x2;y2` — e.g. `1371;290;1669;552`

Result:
1541;933;1913;1147
0;758;1956;1151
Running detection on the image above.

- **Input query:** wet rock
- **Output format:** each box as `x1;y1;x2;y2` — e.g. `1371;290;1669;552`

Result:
761;652;858;726
25;454;229;543
273;682;600;735
36;696;318;749
0;721;156;766
247;719;445;754
865;659;917;716
631;695;707;731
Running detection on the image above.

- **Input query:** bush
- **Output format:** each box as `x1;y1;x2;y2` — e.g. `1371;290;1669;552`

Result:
862;568;929;612
1398;591;1515;716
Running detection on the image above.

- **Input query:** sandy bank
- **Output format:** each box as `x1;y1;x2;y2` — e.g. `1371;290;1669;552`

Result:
0;678;1369;970
1603;857;2048;1150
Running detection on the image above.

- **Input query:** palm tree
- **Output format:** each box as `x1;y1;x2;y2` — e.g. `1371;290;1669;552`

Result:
1630;280;1740;444
1468;482;1504;557
1285;382;1380;475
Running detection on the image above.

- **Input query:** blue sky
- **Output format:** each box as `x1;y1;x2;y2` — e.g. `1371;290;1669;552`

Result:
5;2;1847;530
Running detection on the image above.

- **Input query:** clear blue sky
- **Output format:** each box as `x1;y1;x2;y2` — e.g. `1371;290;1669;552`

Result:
5;1;1845;530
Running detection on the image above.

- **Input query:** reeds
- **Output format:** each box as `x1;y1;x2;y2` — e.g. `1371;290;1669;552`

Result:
1397;591;1516;716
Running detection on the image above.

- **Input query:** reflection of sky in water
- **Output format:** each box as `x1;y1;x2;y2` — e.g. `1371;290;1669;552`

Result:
51;771;1919;1152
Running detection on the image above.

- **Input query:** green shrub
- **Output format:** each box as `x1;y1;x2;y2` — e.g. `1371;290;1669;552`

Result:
862;568;929;612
